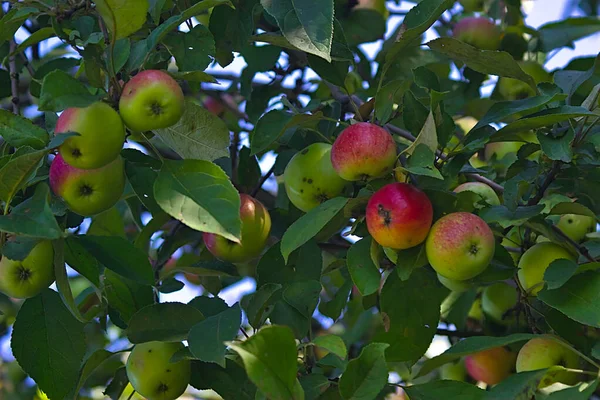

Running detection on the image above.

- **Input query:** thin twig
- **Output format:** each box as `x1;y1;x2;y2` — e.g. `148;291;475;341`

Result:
527;161;561;206
251;163;276;197
435;328;483;337
550;225;596;263
8;39;19;114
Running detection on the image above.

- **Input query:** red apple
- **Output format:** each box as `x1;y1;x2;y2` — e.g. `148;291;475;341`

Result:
465;346;516;385
453;17;501;50
204;96;225;116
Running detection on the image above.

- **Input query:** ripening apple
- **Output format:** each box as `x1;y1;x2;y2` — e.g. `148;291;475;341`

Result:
453;182;501;207
366;183;433;250
203;96;225;116
498;61;552;100
331;122;397;181
555;213;597;243
203;194;271;263
284;143;347;212
481;282;518;325
465;346;516;385
126;341;191;400
50;153;126;216
0;241;54;299
426;212;495;281
437;273;473;292
459;0;485;12
453;17;501;50
55;102;125;170
440;359;467;381
119;70;185;132
517;242;576;296
516;337;580;387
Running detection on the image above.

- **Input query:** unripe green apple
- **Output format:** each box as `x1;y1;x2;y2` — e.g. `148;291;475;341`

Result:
453;17;501;50
481;282;518;325
119;70;185;132
440;359;467;381
126;341;191;400
498;61;552;100
555;214;597;243
0;240;54;299
484;141;523;162
366;183;433;250
437;273;472;292
330;122;397;181
517;242;576;296
516;337;580;387
459;0;485;12
468;296;484;321
465;346;516;385
50;153;125;216
426;212;495;281
454;182;501;207
284;143;347;212
56;102;125;169
203;194;271;263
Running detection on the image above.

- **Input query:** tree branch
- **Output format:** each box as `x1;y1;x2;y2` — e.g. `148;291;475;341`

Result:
8;39;19;114
436;328;483;337
527;160;561;206
251;163;276;197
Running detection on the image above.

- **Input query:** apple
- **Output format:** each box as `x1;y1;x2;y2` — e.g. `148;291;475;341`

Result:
126;341;191;400
330;122;397;181
394;161;408;183
284;143;347;212
454;182;501;207
426;212;495;281
366;183;433;250
516;337;580;387
468;296;484;321
354;0;389;18
440;359;467;381
203;194;271;263
459;0;485;12
484;141;523;162
517;242;576;296
465;346;516;385
437;273;472;292
55;102;125;170
50;153;126;216
204;96;225;116
501;226;534;263
498;61;552;100
453;17;501;50
555;213;597;243
481;282;518;325
119;70;185;132
0;241;54;299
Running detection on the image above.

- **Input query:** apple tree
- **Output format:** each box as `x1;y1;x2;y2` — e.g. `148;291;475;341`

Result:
0;0;600;399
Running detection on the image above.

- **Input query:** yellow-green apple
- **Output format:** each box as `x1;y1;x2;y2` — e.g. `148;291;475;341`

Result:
465;347;516;385
50;153;125;216
453;17;501;50
484;141;523;162
454;182;501;207
366;183;433;249
331;122;397;181
55;102;125;169
440;360;467;381
119;70;185;132
284;143;347;212
556;214;597;243
517;242;576;296
426;212;495;281
0;240;54;299
459;0;485;12
482;282;518;325
468;296;484;321
126;341;191;400
516;337;580;387
498;61;552;100
203;194;271;263
437;273;473;292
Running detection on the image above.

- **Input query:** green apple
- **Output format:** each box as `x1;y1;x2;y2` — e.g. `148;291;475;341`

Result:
453;17;501;50
516;337;580;387
50;153;125;216
465;346;516;385
203;194;271;263
126;341;191;400
437;273;472;292
0;240;54;299
454;182;501;207
459;0;485;12
498;61;552;100
55;102;125;169
468;296;484;321
555;213;597;243
518;242;576;296
284;143;347;212
119;70;185;132
440;359;467;381
501;226;535;264
481;282;518;325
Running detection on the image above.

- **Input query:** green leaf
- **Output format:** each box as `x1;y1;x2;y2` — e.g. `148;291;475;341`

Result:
72;349;118;397
0;109;49;149
104;269;154;325
103;367;129;400
250;110;293;155
261;0;334;62
405;380;485;400
402;111;439;157
544;380;599;399
283;280;321;318
544;259;579;290
188;304;241;367
88;207;126;237
313;335;347;359
228;325;304;400
347;238;381;296
537;129;574;162
497;106;597;135
1;237;40;261
154;99;230;161
403;144;444;180
127;302;205;343
340;9;386;47
164;24;215;72
307;54;349;88
299;374;331;400
479;205;545;228
64;237;102;287
53;239;87;323
188;296;229;317
11;289;86;400
38;70;103;112
549;202;597;219
154;159;241;242
338;343;389;400
487;370;547;400
168;70;218;83
0;148;45;204
242;283;282;328
94;0;149;40
281;197;348;262
538;17;600;52
123;150;162;214
190;359;256;400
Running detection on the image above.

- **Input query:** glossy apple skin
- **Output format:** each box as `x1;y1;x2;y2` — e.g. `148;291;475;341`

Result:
516;337;580;387
50;153;125;216
482;282;518;325
556;213;597;243
454;182;501;207
0;241;54;299
284;143;347;212
366;183;433;250
459;0;484;12
203;194;271;263
426;212;495;281
498;61;552;100
331;122;397;181
453;17;501;50
465;346;516;385
119;70;185;132
126;341;191;400
517;242;576;296
56;102;125;170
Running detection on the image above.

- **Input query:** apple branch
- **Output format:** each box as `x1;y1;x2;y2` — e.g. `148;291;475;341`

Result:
8;38;19;114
